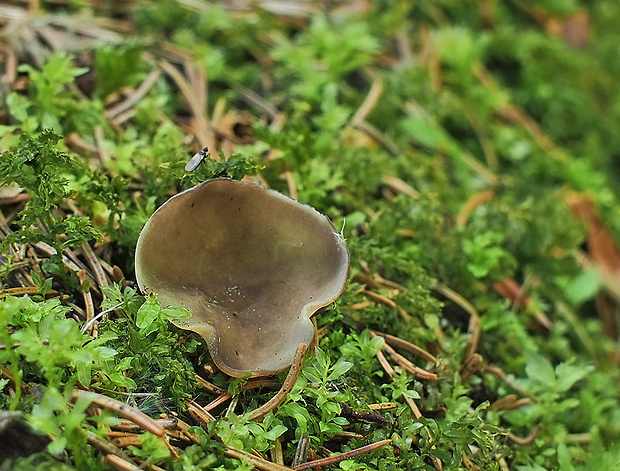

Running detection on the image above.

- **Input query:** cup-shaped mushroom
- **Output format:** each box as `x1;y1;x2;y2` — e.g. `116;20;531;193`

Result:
135;178;349;377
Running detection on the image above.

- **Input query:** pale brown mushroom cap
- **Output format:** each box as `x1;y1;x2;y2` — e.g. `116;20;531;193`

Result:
135;178;350;377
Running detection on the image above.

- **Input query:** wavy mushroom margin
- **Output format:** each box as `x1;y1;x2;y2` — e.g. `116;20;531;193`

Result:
135;178;350;377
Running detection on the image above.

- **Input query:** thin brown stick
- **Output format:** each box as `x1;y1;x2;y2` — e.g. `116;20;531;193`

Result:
0;286;59;299
354;120;401;156
112;418;178;432
93;125;112;166
456;190;495;229
293;435;311;468
507;426;540;446
500;398;534;411
85;430;130;459
354;271;407;293
105;454;141;471
112;435;142;448
382;175;420;199
376;350;395;376
361;289;411;322
175;418;201;445
272;436;284;465
460;353;484;382
224;446;293;471
349;78;383;127
195;375;227;394
490;395;518;411
361;289;396;308
165;428;193;443
243;378;282;391
368;402;398;411
433;282;481;357
402;393;423;421
186;398;216;428
106;69;162;119
228;81;280;121
282;171;298;201
371;331;437;364
72;389;165;437
107;430;141;438
347;301;373;310
81;242;109;289
77;270;95;326
292;439;392;471
376;351;437;459
482;364;539;401
156;59;212;148
204;391;232;411
247;343;307;421
378;340;437;381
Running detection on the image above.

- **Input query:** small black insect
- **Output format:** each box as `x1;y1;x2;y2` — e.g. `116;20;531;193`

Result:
184;146;209;172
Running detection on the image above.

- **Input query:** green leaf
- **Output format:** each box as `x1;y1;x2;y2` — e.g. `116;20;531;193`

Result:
92;346;118;360
107;372;137;390
160;306;191;320
554;362;593;393
76;362;92;388
525;353;556;386
557;443;575;471
263;424;287;441
400;116;449;149
403;389;421;399
136;295;160;335
564;268;602;305
326;357;353;382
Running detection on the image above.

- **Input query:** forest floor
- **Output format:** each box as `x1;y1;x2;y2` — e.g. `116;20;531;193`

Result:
1;1;620;470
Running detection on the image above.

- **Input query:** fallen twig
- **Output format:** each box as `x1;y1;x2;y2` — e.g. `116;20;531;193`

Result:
72;389;165;437
432;282;481;357
224;446;293;471
372;330;437;364
377;335;437;381
247;343;307;421
292;439;392;471
186;398;216;428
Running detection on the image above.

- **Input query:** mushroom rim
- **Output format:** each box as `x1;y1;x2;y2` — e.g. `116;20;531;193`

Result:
134;177;351;377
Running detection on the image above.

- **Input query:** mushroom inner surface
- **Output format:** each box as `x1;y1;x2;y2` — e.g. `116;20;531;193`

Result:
135;179;349;377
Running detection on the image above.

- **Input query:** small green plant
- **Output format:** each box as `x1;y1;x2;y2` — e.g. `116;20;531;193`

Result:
276;347;353;445
2;0;620;469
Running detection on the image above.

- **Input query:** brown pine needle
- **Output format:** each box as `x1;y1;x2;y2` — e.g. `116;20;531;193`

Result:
379;340;438;381
72;389;165;437
105;454;142;471
247;343;307;421
360;289;411;322
112;435;142;448
292;439;392;471
376;350;395;376
432;282;481;357
195;375;227;394
368;402;398;411
77;270;95;326
224;446;293;471
186;398;216;428
507;426;540;446
376;350;437;453
371;330;437;364
204;391;232;411
361;289;396;308
293;435;311;468
0;286;59;299
81;242;109;289
85;430;131;460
